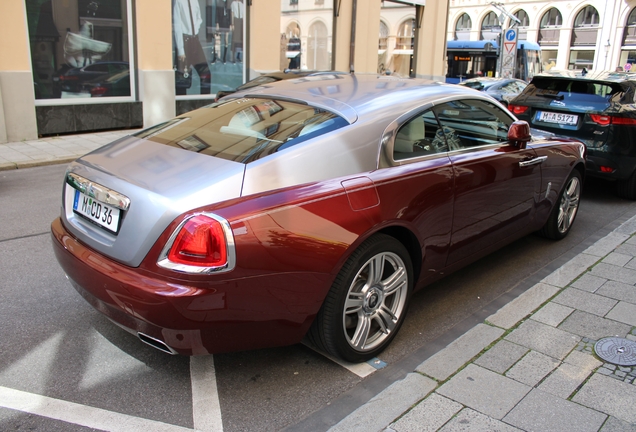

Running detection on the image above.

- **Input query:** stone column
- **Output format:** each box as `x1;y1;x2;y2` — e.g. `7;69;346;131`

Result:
0;0;38;143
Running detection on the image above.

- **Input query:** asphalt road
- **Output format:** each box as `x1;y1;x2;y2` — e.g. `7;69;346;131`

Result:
1;164;635;431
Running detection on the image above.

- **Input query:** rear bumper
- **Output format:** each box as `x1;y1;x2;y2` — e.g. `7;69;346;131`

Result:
585;151;636;181
51;217;325;355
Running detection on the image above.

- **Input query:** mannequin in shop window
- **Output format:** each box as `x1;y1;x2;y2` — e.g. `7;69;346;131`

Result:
173;0;211;94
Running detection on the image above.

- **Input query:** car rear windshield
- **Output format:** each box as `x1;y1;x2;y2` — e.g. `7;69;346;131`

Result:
531;77;622;100
134;98;348;163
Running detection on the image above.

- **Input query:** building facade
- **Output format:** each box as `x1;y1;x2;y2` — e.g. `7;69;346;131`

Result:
447;0;636;73
0;0;449;143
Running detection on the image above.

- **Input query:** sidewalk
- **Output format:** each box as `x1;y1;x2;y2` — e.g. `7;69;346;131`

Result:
331;218;636;431
0;129;136;171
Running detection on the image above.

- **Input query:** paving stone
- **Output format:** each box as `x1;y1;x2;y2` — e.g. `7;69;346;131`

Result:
558;310;631;340
329;373;436;432
590;263;636;286
474;340;528;374
504;389;607;432
416;324;504;381
606;301;636;326
553;287;618;317
487;283;559;330
538;351;601;399
542;253;600;288
572;273;607;293
616;243;636;256
505;351;559;387
505;319;580;360
596;280;636;304
437;364;530;420
600;417;636;432
584;232;631;257
438;408;522;432
572;373;636;424
616;217;636;235
390;393;463;432
603;252;633;267
626;258;636;270
598;367;613;376
531;302;574;327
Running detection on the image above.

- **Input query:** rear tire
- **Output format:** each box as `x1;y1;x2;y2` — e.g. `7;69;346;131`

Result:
308;234;413;363
539;170;582;240
617;171;636;200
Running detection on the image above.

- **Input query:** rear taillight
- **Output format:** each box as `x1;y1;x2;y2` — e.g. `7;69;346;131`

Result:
509;105;529;115
158;213;235;273
590;114;636;126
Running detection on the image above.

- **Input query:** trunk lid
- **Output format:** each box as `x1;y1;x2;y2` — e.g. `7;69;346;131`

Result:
61;135;245;267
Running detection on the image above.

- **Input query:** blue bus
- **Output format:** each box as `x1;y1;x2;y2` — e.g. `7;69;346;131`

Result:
446;40;542;84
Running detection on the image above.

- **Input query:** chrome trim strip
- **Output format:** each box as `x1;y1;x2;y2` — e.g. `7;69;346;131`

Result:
519;156;548;167
137;333;178;355
66;173;131;211
157;212;237;274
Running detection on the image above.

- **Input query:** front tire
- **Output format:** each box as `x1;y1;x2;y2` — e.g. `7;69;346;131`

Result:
539;170;582;240
308;234;413;363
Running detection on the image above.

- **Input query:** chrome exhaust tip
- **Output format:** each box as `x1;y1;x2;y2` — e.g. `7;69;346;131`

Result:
138;332;178;355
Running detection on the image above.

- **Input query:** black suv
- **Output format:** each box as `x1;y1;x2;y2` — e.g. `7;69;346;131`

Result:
509;71;636;199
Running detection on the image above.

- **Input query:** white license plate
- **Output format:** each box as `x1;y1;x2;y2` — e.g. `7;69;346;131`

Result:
71;187;121;233
537;111;579;126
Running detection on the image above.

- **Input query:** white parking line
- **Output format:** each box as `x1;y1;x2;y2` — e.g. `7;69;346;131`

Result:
0;386;194;431
190;356;223;431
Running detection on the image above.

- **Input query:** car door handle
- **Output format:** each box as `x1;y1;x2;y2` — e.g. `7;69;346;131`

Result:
519;156;547;167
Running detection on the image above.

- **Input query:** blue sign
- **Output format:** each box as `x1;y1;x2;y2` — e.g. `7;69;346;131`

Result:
505;29;517;42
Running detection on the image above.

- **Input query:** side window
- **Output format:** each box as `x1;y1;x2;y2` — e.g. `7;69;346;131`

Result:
393;110;447;160
433;99;513;150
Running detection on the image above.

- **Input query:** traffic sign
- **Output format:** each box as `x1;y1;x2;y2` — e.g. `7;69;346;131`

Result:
625;63;632;72
500;28;518;79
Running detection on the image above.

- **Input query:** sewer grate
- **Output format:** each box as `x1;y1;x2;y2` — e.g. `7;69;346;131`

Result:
594;337;636;366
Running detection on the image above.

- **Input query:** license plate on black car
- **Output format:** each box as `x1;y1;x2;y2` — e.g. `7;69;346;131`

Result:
537;111;579;126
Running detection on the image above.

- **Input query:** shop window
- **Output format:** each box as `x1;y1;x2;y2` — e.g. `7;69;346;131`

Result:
173;0;244;97
568;50;595;70
455;13;472;41
26;0;133;101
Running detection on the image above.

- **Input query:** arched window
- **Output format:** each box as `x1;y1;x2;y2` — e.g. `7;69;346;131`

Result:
379;21;389;50
397;19;415;50
481;11;501;40
538;8;562;71
455;13;472;41
570;6;600;70
512;9;529;39
285;22;301;69
620;8;636;70
540;8;562;28
307;21;329;70
574;5;600;27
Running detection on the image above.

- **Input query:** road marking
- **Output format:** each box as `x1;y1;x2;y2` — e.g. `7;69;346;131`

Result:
190;356;223;431
0;386;193;431
304;344;385;378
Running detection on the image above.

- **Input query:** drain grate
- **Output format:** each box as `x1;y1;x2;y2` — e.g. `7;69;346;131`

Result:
594;337;636;366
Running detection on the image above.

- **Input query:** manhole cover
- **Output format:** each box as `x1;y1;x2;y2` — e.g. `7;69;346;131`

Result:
594;337;636;366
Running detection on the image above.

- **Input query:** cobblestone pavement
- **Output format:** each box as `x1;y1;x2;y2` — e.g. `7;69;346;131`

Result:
331;218;636;432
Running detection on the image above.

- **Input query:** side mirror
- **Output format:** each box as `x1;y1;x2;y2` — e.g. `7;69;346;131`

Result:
508;120;531;149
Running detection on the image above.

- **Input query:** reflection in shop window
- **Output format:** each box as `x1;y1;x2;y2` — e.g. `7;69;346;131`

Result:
569;50;595;70
26;0;132;100
378;1;415;77
281;0;333;71
173;0;244;97
378;21;389;74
